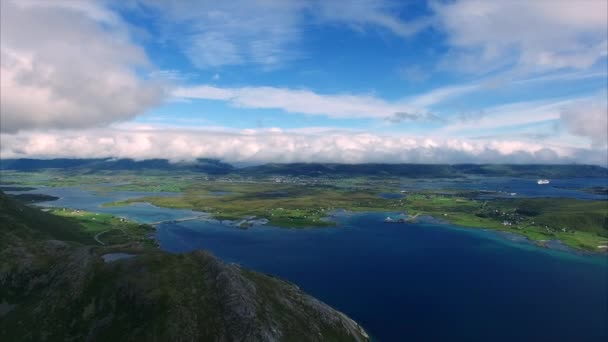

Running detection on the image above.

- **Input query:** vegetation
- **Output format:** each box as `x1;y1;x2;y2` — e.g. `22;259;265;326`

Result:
104;180;608;252
403;193;608;251
0;186;36;191
50;208;158;247
0;192;369;341
3;163;607;252
0;158;234;174
7;193;58;203
2;158;607;178
105;182;404;228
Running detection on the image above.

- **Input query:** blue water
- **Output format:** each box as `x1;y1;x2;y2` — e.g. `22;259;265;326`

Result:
5;186;204;224
401;177;608;200
7;183;608;341
378;193;405;199
158;213;608;341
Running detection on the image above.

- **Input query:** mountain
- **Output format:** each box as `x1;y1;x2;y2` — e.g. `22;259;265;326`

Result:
240;163;608;178
2;158;607;178
0;192;368;341
0;158;235;175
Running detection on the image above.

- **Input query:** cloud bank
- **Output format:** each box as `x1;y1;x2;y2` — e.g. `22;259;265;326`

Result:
0;0;164;133
1;1;605;166
2;127;605;165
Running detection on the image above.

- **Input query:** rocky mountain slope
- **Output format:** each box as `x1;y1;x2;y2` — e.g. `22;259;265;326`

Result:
0;192;368;341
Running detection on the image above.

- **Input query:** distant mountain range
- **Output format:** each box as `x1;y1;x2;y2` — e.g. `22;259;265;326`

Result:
0;158;235;174
1;158;607;178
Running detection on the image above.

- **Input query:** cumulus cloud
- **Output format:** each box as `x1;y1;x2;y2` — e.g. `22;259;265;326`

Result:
2;126;604;165
432;0;608;74
560;100;608;148
0;0;164;133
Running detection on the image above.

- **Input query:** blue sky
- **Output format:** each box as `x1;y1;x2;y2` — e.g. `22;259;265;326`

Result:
1;0;607;164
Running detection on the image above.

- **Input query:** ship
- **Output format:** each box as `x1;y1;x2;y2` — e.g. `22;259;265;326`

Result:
537;179;550;185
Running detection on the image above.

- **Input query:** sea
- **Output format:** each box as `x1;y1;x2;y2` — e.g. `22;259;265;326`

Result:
4;178;608;341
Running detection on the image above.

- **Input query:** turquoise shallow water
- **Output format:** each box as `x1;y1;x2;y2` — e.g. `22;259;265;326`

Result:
7;186;204;223
9;183;608;341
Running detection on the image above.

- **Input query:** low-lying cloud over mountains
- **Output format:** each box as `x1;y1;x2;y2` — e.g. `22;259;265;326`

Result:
2;126;605;165
0;0;606;165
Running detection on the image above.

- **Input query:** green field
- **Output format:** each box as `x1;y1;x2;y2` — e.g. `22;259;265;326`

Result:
403;193;608;251
3;169;607;252
103;179;608;252
0;191;367;341
106;181;403;228
50;208;157;247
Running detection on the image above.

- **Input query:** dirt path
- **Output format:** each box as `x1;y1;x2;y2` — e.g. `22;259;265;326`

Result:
94;228;126;245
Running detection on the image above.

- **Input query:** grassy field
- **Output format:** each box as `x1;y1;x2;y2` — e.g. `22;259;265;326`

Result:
0;170;201;191
106;181;608;252
4;169;607;252
0;192;368;341
50;208;157;247
106;181;403;228
404;193;608;251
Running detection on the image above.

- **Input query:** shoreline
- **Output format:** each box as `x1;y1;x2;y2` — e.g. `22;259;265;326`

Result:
8;182;607;255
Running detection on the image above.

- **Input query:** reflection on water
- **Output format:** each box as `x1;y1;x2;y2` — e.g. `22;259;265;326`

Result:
5;186;204;224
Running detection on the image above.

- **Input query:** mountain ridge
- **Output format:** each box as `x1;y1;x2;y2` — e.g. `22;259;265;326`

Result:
1;158;607;178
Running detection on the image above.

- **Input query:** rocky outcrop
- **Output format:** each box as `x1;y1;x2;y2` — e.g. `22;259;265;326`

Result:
0;192;368;341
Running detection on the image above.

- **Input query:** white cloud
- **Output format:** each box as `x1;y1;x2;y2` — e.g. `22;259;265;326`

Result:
136;0;306;69
560;99;608;148
174;85;405;119
314;0;430;38
133;0;428;69
173;81;482;120
2;126;604;165
0;0;164;133
135;0;606;74
441;100;564;134
432;0;608;74
441;94;607;140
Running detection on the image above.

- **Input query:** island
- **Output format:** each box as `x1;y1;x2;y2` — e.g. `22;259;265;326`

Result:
103;179;608;253
2;161;607;253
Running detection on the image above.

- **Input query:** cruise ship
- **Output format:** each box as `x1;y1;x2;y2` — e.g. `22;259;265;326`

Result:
537;179;550;185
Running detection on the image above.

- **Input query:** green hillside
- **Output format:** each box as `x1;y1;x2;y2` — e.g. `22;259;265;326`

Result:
0;192;368;341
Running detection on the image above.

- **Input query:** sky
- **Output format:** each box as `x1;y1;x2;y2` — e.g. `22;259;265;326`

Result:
1;0;607;165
